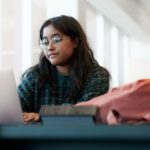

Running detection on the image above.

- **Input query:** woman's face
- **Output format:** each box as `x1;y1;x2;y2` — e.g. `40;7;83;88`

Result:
41;24;76;67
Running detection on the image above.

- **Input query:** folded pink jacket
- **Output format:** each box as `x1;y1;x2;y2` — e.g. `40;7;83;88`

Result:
76;79;150;125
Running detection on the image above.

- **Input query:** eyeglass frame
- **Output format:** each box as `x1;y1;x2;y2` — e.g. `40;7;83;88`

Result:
39;33;69;51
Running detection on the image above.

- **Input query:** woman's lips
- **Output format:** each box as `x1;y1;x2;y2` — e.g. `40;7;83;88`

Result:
49;53;58;58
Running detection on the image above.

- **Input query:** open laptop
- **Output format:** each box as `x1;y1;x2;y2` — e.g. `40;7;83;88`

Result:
0;68;23;125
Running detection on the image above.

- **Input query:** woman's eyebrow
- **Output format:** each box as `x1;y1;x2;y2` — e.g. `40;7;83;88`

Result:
51;33;61;38
43;33;61;39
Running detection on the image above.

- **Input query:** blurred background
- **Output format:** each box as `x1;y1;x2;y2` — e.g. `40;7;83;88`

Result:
0;0;150;88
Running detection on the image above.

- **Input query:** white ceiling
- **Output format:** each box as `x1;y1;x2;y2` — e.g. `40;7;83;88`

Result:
138;0;150;14
87;0;150;42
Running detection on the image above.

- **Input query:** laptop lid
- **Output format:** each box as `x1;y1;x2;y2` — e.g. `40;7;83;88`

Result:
0;68;23;125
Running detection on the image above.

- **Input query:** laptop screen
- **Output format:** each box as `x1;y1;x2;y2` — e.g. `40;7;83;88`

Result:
0;68;23;125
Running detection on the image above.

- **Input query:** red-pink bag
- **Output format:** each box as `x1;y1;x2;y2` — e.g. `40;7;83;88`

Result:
76;79;150;125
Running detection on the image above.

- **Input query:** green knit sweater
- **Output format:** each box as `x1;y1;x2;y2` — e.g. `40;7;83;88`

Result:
18;65;110;112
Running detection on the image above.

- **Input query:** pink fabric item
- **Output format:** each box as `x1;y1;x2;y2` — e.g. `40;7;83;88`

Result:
76;79;150;125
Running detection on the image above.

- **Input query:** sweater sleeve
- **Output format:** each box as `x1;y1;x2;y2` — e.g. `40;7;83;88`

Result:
78;67;110;102
17;71;36;112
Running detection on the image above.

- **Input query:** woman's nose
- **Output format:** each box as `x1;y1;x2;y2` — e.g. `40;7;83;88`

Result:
47;42;55;51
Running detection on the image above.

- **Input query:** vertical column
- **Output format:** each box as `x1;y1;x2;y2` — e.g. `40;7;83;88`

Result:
77;0;86;29
117;31;124;85
103;18;112;86
13;0;22;84
122;35;130;84
31;0;47;65
110;26;119;87
96;15;105;65
21;0;32;72
118;32;130;85
0;0;2;66
85;3;97;54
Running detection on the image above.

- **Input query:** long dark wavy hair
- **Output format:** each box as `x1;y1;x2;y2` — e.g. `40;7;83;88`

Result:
29;15;110;103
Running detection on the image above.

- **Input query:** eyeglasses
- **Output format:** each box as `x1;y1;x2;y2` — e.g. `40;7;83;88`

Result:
40;34;63;51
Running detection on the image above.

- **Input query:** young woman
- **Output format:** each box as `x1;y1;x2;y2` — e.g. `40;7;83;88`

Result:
18;15;110;123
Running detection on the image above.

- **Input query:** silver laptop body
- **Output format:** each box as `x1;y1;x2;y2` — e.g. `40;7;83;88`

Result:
0;68;23;125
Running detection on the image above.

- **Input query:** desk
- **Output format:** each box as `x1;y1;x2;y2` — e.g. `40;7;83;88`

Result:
0;117;150;150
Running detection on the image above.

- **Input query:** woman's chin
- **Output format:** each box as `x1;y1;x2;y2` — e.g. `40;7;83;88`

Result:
49;59;60;65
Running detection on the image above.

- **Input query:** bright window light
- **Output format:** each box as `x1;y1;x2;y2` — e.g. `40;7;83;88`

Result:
0;0;2;66
122;35;130;84
46;0;78;19
110;26;119;87
96;15;105;65
21;0;32;72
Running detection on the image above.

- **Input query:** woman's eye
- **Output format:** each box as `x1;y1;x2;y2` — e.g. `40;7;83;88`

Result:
52;35;62;43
